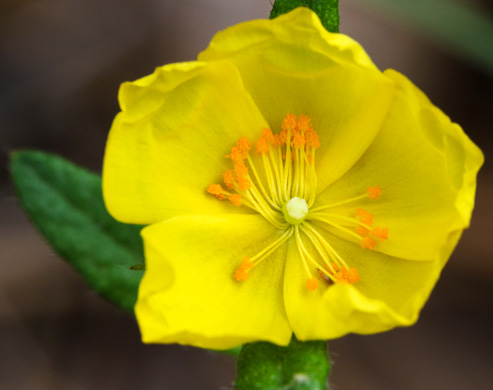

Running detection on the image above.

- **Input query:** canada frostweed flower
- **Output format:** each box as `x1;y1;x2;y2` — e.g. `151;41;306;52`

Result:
103;8;483;349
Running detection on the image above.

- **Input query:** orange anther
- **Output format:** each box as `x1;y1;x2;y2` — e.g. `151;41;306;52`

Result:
234;161;248;177
223;169;236;189
306;277;319;291
233;256;254;282
229;194;242;207
226;138;252;162
280;114;297;145
256;128;276;154
372;227;388;239
207;184;227;200
233;268;250;281
305;128;320;149
346;268;360;283
261;128;275;144
256;137;270;154
356;226;370;236
236;137;253;153
355;208;374;226
207;183;222;195
240;256;254;269
335;267;360;284
273;134;284;147
292;130;306;149
297;115;313;132
361;236;377;250
368;186;381;199
237;177;252;191
282;113;297;132
226;146;246;162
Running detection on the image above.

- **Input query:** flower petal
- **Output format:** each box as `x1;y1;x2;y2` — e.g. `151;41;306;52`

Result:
135;214;292;349
314;70;483;261
284;228;458;340
103;61;269;224
199;7;395;189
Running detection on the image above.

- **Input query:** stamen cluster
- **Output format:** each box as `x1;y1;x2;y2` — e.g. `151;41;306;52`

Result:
207;114;388;291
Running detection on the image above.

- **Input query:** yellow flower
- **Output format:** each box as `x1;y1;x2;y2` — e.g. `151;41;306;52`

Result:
102;8;483;349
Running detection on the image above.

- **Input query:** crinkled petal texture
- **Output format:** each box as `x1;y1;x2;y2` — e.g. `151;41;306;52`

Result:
103;61;268;224
199;7;396;189
104;8;483;349
284;226;461;339
283;67;482;338
135;215;292;349
314;69;484;262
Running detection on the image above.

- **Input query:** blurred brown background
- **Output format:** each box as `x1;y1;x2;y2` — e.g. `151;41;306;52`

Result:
1;0;492;389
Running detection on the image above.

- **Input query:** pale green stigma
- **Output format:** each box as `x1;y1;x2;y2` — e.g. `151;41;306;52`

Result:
282;197;308;225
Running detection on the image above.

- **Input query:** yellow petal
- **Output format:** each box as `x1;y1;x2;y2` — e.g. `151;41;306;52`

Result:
284;229;459;339
103;61;269;224
199;7;395;189
135;214;292;349
315;70;483;261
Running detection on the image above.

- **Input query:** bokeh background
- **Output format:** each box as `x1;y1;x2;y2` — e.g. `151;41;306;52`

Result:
1;0;492;389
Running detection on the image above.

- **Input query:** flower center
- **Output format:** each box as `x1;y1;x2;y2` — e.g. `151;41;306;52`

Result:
207;114;388;291
283;197;308;225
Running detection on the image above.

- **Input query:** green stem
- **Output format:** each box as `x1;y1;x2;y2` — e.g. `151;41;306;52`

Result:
270;0;340;33
235;337;330;390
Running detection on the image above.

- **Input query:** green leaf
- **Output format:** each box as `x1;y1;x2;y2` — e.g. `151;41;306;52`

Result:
10;150;145;313
270;0;339;33
235;337;330;390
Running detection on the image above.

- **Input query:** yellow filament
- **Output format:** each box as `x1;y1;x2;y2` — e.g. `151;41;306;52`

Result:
294;225;314;277
310;194;367;212
295;226;336;282
311;212;374;231
243;189;287;230
250;227;295;267
283;127;293;198
261;153;280;205
306;149;318;207
298;148;306;199
308;215;366;241
268;149;283;203
299;224;338;277
276;147;286;202
301;152;310;201
302;222;350;269
293;148;301;198
246;154;280;210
